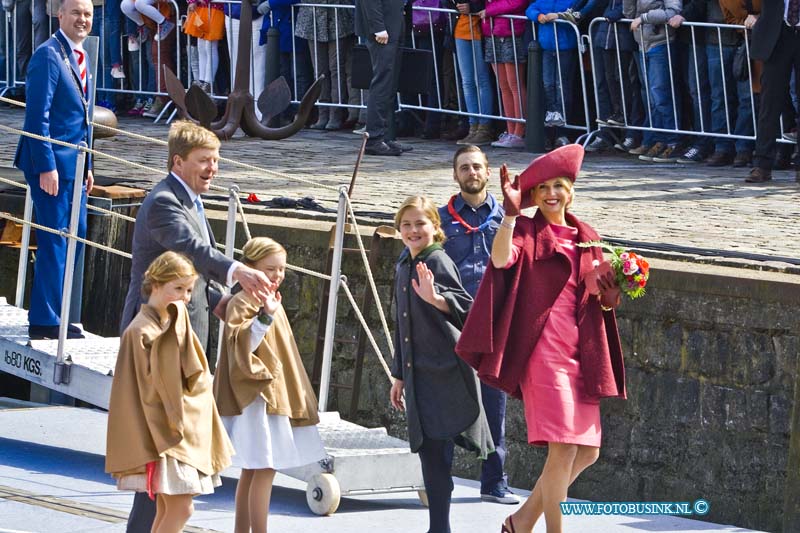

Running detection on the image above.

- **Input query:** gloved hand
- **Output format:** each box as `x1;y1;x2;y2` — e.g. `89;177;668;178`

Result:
256;0;270;16
606;11;622;23
2;0;15;12
499;164;522;217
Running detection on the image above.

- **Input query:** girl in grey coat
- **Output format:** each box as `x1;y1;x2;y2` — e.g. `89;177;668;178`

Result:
390;195;493;533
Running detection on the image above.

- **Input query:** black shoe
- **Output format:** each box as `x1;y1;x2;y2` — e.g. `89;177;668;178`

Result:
677;147;705;164
386;140;413;153
745;167;772;183
29;324;85;340
606;113;626;127
364;141;402;156
614;137;638;152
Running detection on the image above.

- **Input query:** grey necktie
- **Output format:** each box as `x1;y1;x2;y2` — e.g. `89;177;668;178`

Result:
194;197;210;244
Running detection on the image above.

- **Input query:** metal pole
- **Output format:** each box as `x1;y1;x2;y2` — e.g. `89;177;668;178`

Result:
224;185;238;257
55;143;88;385
318;185;348;412
264;25;281;86
215;185;239;368
525;39;545;152
15;188;32;308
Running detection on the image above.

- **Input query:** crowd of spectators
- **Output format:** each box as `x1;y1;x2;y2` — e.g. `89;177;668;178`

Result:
1;0;789;169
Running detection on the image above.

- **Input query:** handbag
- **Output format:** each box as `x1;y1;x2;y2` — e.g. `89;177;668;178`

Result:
412;0;447;33
350;44;434;94
732;40;750;82
733;0;753;82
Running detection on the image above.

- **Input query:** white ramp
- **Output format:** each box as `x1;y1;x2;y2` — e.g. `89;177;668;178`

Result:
0;297;117;408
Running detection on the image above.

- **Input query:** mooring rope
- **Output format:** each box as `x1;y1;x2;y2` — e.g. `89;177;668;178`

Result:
343;196;395;358
0;175;137;222
0;211;132;259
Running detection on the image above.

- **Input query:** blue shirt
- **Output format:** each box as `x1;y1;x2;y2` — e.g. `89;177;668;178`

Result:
438;193;504;297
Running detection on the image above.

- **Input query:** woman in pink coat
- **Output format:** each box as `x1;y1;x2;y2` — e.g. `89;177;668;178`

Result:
456;145;626;533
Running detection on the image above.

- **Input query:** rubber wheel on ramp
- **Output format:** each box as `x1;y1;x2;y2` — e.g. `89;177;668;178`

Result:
306;473;341;515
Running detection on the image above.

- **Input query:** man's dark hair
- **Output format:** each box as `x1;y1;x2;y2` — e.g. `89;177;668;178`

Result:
452;145;489;171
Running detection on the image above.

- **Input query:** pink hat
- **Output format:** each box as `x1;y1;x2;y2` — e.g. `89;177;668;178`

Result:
518;144;584;208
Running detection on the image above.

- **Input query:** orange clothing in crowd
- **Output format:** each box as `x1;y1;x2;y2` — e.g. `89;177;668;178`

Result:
454;13;482;40
719;0;762;94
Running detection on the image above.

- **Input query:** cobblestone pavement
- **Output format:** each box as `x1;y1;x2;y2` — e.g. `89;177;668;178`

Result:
2;105;800;267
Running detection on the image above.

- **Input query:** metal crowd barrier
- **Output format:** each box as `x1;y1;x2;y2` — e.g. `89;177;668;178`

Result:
289;3;364;120
9;4;797;150
102;0;184;122
0;0;185;122
2;0;58;95
404;9;591;135
583;17;780;146
286;4;593;136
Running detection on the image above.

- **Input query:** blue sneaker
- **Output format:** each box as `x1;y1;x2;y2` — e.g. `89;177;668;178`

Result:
481;486;520;505
155;19;175;42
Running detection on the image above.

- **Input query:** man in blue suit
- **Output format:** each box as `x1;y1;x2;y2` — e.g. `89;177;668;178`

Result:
13;0;95;339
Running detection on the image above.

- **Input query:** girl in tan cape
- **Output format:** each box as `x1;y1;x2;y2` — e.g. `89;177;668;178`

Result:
106;251;233;533
214;237;325;533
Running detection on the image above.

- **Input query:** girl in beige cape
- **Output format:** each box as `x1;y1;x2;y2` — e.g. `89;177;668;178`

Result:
214;237;325;533
106;252;233;533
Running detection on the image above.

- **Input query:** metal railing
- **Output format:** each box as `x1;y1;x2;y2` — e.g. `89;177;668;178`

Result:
584;17;773;147
289;3;363;121
6;6;790;149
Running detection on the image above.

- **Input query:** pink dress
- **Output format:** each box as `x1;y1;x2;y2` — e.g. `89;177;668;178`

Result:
519;224;602;447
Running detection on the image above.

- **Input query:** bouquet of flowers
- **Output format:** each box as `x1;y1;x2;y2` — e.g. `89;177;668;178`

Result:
578;241;650;300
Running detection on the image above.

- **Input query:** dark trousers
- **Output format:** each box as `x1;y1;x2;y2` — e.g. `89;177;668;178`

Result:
365;34;404;144
418;437;454;533
479;382;507;493
754;24;800;170
126;491;156;532
14;0;51;79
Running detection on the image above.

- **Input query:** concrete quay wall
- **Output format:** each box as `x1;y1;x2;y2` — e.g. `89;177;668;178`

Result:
0;208;798;532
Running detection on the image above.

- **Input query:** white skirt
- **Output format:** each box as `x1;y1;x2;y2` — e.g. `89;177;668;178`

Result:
222;396;326;470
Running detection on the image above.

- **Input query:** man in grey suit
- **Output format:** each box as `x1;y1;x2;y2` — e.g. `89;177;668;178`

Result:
355;0;409;156
120;120;272;533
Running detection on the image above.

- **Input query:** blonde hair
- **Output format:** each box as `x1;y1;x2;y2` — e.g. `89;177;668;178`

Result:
240;237;287;266
167;121;220;171
530;177;575;210
394;196;445;243
141;252;197;297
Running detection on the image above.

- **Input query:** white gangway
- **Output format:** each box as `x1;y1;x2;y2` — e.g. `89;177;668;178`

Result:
0;112;425;515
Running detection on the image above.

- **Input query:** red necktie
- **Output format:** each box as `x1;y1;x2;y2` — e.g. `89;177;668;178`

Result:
789;0;800;26
74;48;87;96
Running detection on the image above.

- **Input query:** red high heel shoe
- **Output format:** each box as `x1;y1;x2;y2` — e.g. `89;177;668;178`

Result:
501;515;516;533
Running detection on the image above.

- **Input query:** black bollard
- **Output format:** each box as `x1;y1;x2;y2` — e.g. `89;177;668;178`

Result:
264;26;281;86
525;39;546;153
